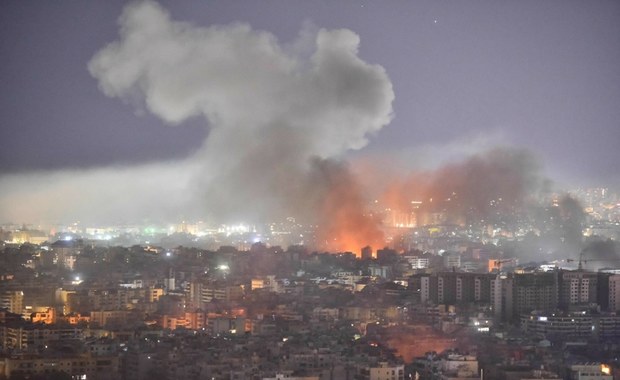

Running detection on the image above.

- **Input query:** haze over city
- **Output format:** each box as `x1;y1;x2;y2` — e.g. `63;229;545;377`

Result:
1;0;619;233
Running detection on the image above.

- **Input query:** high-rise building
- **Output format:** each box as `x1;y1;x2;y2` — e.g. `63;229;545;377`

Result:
0;290;24;314
491;275;513;321
420;272;493;305
559;270;599;310
443;253;461;270
513;271;559;319
201;281;244;304
609;275;620;312
406;255;429;269
361;246;373;260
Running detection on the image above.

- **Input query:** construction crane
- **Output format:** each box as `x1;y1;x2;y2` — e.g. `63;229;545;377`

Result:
566;249;620;270
566;250;587;270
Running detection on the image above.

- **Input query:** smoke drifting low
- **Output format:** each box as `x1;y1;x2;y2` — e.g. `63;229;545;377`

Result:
0;162;197;225
381;148;547;225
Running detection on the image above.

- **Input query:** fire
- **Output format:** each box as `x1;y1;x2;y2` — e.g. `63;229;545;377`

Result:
315;186;385;255
309;148;540;255
377;148;539;227
311;159;385;256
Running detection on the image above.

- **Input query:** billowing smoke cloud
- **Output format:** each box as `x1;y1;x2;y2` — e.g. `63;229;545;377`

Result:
85;1;393;248
0;1;577;260
380;148;547;226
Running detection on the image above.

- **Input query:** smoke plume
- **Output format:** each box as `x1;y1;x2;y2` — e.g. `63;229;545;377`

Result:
86;1;393;250
380;148;546;226
0;1;570;260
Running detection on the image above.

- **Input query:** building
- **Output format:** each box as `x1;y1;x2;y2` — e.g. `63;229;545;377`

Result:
513;271;559;319
147;287;164;303
369;264;391;278
407;255;430;269
493;270;611;321
608;275;620;311
361;246;374;260
443;253;461;270
521;313;594;340
1;290;24;314
491;275;513;321
559;270;599;310
263;374;319;380
7;229;48;244
50;239;82;269
200;281;244;304
521;312;620;341
251;275;278;292
2;354;119;380
1;323;83;351
420;272;493;305
368;362;404;380
90;310;132;327
209;316;246;335
29;307;56;324
569;363;613;380
439;354;479;379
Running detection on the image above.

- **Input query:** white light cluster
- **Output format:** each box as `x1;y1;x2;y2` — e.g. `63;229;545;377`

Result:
218;224;251;235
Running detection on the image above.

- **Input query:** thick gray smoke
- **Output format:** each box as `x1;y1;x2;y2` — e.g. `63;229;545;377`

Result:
87;0;394;223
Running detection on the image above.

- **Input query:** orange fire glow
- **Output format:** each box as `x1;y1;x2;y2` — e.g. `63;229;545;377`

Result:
312;149;538;254
312;159;385;256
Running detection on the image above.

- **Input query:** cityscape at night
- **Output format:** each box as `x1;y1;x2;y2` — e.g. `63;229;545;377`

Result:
1;1;619;379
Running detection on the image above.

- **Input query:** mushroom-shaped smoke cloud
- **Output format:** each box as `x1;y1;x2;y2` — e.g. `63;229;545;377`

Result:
88;1;394;250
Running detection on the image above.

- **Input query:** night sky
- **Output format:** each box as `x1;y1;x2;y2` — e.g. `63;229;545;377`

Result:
1;1;619;224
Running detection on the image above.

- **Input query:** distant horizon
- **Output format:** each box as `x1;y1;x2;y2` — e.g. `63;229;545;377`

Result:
1;181;618;227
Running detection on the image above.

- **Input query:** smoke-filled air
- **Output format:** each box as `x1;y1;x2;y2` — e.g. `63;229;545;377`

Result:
86;1;394;252
381;148;546;226
0;1;597;258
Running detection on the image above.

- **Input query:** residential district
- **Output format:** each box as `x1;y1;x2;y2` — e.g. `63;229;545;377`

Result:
1;188;619;380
